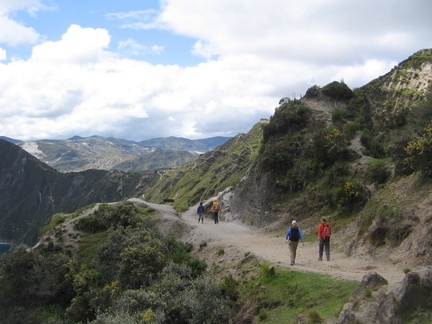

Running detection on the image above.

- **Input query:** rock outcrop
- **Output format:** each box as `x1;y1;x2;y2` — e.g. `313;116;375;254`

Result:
338;270;432;324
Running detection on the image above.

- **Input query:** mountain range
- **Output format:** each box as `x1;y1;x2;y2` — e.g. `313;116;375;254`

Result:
8;135;230;172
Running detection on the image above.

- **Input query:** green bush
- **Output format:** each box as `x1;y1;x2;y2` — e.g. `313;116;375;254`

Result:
308;310;323;323
0;201;221;324
75;202;141;233
313;127;350;166
405;123;432;176
367;162;391;185
305;85;321;97
0;246;75;323
344;123;360;138
321;81;353;100
263;100;312;140
332;108;348;123
261;264;276;279
112;262;231;324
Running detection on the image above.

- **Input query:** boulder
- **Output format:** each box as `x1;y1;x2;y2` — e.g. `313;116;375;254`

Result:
337;270;432;324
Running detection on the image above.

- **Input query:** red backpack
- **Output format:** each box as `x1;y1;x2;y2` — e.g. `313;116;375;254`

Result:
322;224;331;238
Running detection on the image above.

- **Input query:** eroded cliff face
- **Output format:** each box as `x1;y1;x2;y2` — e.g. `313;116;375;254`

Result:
363;49;432;114
226;168;281;227
345;173;432;268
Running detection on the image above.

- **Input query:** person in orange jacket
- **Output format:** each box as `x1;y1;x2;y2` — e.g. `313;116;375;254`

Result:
211;200;221;224
317;217;332;261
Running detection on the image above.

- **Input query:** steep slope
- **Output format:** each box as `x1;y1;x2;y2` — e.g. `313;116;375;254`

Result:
0;139;158;245
142;121;265;211
362;48;432;113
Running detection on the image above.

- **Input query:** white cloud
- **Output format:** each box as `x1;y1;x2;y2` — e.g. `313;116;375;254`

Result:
0;0;42;12
0;0;51;47
0;0;431;141
30;24;110;64
159;0;432;64
0;47;5;60
106;9;163;30
0;14;40;46
118;38;164;56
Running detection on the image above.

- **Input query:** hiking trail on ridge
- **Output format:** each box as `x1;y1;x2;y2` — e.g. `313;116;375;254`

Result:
129;198;406;284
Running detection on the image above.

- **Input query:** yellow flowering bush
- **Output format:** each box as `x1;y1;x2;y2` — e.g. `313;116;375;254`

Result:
314;127;350;166
405;124;432;176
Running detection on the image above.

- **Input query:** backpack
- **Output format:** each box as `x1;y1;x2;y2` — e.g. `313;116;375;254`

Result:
322;224;331;238
212;204;220;212
290;227;299;241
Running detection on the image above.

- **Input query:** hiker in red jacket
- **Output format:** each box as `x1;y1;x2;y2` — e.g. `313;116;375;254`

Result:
317;217;332;261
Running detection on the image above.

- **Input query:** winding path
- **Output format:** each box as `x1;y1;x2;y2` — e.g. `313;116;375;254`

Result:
129;198;406;284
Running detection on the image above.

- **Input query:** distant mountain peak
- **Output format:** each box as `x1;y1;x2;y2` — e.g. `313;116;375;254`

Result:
68;135;84;140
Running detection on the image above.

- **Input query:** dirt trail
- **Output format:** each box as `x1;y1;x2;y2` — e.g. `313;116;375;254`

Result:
130;198;406;284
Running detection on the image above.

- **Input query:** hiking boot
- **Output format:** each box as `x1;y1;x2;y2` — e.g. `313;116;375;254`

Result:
290;261;295;265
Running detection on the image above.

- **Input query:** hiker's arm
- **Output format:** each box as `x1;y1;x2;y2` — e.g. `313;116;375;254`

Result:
299;230;305;245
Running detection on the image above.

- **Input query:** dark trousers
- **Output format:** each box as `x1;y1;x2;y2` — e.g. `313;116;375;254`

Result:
213;212;219;223
319;237;330;261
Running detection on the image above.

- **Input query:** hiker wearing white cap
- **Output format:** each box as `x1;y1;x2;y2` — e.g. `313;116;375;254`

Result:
285;220;304;265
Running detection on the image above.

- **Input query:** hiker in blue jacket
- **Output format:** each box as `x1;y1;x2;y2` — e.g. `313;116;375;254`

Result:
197;202;205;223
285;220;304;265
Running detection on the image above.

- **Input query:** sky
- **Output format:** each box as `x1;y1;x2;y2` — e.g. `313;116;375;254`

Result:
0;0;431;142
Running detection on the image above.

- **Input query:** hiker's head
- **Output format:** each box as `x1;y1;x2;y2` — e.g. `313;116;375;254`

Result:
292;220;297;226
214;200;218;204
322;217;327;223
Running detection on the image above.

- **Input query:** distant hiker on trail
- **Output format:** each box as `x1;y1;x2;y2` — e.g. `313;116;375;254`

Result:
318;217;332;261
211;200;221;224
285;220;304;265
197;202;205;223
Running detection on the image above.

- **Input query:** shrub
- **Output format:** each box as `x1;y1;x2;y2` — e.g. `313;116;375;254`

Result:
313;127;350;166
113;263;231;324
118;241;168;289
325;177;368;212
305;85;321;97
75;202;141;233
219;274;239;301
321;81;353;100
0;246;75;322
344;123;360;138
90;312;143;324
263;100;312;140
308;310;323;323
261;264;276;279
332;108;348;123
367;162;391;185
405;123;432;176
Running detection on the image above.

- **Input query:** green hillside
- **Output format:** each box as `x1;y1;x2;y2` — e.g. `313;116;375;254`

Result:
142;121;265;211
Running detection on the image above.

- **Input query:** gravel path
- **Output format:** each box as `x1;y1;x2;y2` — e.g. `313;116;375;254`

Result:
130;198;406;284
